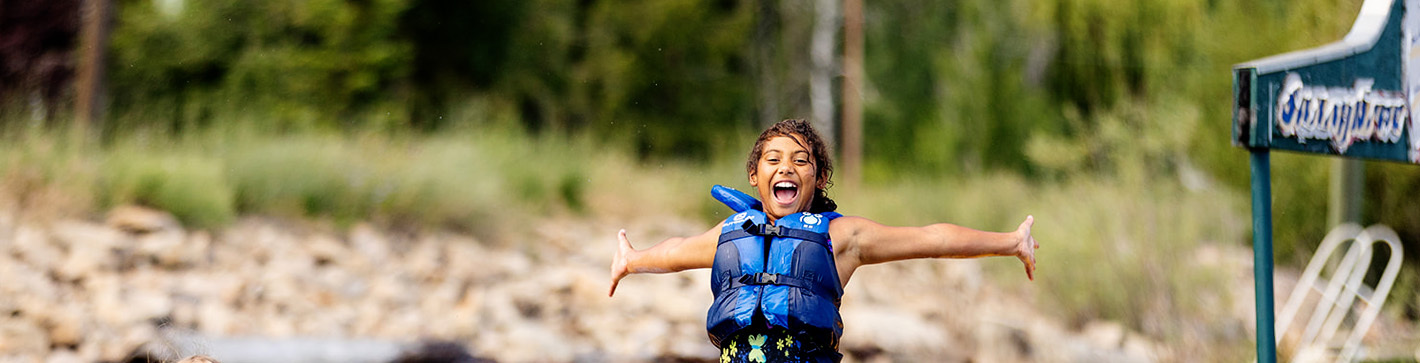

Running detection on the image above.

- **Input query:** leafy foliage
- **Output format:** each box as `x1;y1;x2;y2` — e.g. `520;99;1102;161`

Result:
108;0;413;132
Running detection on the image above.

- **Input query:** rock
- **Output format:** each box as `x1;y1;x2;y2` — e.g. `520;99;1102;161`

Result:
136;230;189;267
0;206;15;243
85;273;127;326
45;349;86;363
56;243;115;281
303;235;349;268
0;316;50;354
106;205;181;234
1082;320;1126;349
52;220;126;280
13;225;63;272
353;300;387;336
197;300;236;335
665;322;719;361
176;272;245;305
403;238;444;281
418;277;465;318
1122;333;1160;362
440;236;489;281
5;257;59;316
184;230;214;265
314;267;364;301
125;287;174;325
496;321;576;362
973;318;1032;363
115;325;158;361
44;303;86;347
443;293;482;338
139;334;403;363
367;273;416;308
840;307;956;358
350;223;390;264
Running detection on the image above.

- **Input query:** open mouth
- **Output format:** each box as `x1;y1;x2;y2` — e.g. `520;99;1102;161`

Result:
772;181;799;205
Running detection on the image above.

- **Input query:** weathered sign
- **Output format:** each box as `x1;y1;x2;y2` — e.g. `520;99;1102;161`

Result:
1234;0;1420;163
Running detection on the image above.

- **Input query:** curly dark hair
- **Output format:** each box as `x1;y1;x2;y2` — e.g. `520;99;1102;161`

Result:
745;119;837;213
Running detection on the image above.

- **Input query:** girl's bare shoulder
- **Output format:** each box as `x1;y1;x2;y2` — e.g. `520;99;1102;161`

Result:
828;215;876;238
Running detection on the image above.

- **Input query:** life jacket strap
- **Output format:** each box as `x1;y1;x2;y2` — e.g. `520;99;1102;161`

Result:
718;219;832;245
730;272;816;291
717;228;756;245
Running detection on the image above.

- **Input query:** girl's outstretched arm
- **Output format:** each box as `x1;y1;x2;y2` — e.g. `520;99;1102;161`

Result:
833;215;1039;282
608;225;721;296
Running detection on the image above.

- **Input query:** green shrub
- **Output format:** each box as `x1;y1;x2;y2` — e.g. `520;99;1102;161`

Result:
99;148;235;229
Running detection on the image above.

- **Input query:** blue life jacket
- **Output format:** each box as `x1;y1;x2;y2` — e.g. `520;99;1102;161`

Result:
705;185;844;351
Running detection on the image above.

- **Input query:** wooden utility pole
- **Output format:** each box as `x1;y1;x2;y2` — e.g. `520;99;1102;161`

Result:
841;0;863;185
75;0;111;137
811;0;839;150
1327;159;1364;226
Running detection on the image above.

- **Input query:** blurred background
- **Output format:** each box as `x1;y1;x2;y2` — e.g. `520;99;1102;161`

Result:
1;0;1418;362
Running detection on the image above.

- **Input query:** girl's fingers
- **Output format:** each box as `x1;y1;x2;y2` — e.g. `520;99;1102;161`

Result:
610;229;630;297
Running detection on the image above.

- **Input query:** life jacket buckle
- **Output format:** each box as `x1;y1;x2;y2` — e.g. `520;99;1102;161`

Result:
763;224;781;236
740;220;784;237
739;273;779;285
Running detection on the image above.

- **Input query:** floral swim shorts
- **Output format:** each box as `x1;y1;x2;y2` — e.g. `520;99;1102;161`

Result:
717;326;840;363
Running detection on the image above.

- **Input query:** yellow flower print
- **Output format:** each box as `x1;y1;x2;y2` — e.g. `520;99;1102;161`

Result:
721;340;738;363
777;335;794;356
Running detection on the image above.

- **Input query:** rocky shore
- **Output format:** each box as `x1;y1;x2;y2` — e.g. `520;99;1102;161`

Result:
2;205;1234;362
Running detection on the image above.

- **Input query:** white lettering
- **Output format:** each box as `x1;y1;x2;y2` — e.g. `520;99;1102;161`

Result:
1275;73;1410;153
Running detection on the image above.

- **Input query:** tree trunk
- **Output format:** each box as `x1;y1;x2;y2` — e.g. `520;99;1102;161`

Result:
753;1;781;130
811;0;839;150
841;0;863;186
75;0;110;137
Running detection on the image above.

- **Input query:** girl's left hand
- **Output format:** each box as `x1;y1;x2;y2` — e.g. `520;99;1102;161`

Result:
1015;215;1040;281
608;229;634;296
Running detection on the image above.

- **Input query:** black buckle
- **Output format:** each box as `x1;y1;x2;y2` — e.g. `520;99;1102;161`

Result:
739;221;783;237
738;273;779;285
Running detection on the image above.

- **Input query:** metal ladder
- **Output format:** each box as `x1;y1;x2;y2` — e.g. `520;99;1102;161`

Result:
1275;224;1404;362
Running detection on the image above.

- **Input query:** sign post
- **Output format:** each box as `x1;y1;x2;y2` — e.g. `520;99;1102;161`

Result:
1249;149;1274;362
1233;0;1420;361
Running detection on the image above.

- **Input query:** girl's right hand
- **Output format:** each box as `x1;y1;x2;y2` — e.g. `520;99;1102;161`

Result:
608;229;634;297
1014;215;1040;281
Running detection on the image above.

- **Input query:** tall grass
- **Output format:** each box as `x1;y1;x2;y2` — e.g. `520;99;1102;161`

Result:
0;118;760;234
0;123;623;236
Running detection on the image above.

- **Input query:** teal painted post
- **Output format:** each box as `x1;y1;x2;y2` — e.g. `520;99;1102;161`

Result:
1250;149;1276;363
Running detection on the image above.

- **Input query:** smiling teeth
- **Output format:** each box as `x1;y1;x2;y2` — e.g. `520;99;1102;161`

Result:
775;182;795;188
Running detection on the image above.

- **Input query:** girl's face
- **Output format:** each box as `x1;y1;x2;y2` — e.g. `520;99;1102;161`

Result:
749;135;822;222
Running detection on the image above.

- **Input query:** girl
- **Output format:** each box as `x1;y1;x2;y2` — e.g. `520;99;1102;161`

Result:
608;119;1039;362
